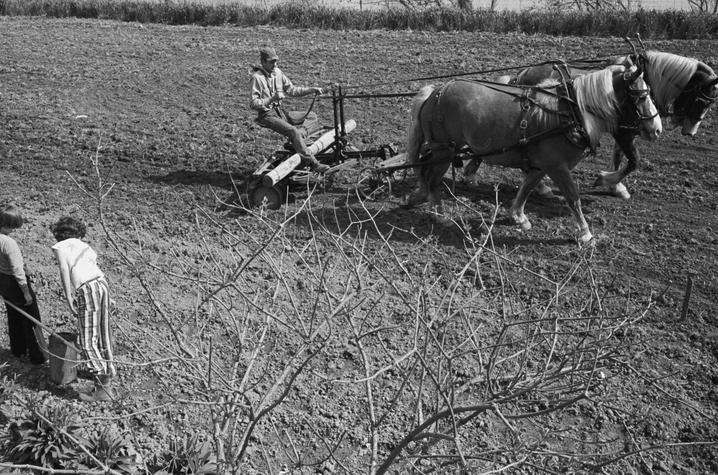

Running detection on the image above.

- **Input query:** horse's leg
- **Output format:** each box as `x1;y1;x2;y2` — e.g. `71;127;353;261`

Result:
594;131;638;200
402;166;430;208
463;158;482;176
427;162;451;212
609;141;631;199
510;168;546;231
401;86;433;208
546;166;593;245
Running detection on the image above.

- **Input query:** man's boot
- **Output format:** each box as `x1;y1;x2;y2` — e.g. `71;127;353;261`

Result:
302;155;330;174
79;374;114;402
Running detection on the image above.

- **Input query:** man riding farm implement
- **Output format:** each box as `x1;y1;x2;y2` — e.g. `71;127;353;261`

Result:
249;45;330;174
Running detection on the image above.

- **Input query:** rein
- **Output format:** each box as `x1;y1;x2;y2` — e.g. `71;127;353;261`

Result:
340;56;616;92
294;92;320;123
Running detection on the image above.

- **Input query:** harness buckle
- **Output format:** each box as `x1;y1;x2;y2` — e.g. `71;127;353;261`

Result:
520;119;528;129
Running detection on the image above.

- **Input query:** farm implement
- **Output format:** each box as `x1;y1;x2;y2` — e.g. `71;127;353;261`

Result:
246;61;605;211
248;85;404;209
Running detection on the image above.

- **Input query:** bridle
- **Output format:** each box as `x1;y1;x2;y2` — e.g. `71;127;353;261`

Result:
620;66;659;131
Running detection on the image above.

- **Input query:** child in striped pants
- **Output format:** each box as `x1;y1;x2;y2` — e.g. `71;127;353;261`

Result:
51;216;116;402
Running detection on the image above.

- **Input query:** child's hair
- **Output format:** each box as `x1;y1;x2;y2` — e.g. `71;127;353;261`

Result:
0;205;24;229
50;216;87;242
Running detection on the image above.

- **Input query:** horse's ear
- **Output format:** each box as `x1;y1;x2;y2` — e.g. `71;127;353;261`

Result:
624;36;640;61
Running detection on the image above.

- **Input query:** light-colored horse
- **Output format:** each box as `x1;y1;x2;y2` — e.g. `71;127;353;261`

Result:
497;51;718;199
403;64;662;245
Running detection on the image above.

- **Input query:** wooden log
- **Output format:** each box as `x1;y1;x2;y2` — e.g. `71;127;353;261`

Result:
262;119;357;187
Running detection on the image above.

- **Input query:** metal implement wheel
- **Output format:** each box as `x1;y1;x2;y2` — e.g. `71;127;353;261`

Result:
250;185;285;210
354;167;392;201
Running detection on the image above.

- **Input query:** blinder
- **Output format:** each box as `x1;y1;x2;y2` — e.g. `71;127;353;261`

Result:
621;66;659;127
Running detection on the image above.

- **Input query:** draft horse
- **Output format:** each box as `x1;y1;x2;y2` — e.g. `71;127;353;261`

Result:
506;49;718;199
403;63;662;245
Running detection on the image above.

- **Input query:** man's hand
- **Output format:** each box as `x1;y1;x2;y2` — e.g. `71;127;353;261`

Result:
313;87;324;95
272;91;285;102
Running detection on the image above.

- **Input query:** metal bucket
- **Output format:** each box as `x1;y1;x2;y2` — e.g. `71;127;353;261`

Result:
48;332;79;385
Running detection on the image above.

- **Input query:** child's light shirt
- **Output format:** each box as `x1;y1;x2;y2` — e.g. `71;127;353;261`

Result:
51;238;103;293
0;234;27;286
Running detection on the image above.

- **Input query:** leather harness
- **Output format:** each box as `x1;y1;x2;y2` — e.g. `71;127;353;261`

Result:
418;66;592;173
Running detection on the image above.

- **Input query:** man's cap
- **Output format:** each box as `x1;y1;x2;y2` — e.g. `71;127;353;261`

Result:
260;46;279;61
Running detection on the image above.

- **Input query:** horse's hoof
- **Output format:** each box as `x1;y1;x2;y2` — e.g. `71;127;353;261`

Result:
513;216;531;231
578;231;594;247
611;183;631;200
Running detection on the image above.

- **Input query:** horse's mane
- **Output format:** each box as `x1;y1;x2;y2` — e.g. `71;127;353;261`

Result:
530;69;618;146
574;69;621;145
644;51;699;108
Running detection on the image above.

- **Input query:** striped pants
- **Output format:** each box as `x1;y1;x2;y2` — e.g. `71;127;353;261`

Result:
76;277;116;378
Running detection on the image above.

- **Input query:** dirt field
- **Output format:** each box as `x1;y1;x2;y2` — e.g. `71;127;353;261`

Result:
0;17;717;473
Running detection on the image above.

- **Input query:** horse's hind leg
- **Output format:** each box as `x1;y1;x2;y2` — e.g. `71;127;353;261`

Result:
402;172;429;208
402;160;447;209
546;167;592;245
510;168;546;231
427;163;451;212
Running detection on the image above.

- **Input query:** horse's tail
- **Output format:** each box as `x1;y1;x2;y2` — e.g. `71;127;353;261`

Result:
405;85;435;165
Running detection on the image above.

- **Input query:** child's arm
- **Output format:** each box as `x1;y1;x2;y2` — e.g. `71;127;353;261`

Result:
5;241;32;305
17;282;32;306
52;248;76;314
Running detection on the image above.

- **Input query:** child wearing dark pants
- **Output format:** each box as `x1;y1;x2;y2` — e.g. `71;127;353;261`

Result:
0;205;46;365
51;216;116;402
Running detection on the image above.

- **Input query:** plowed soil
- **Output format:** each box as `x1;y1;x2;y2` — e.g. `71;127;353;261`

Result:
1;17;716;473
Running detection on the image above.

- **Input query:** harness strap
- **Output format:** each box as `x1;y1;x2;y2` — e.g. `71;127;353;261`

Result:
555;63;594;153
518;88;534;171
411;71;595;173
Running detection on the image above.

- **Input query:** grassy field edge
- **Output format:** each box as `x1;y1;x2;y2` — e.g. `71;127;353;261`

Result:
0;0;717;39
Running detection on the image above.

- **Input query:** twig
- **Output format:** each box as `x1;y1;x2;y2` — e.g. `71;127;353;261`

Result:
679;274;693;321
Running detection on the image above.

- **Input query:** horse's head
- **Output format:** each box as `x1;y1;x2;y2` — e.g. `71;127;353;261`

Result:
671;65;718;136
615;63;662;141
